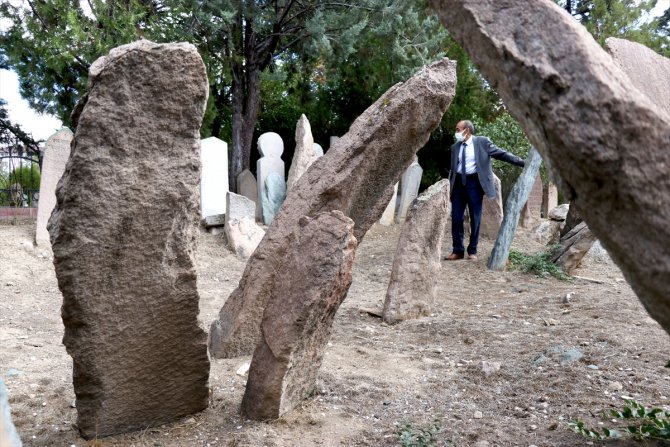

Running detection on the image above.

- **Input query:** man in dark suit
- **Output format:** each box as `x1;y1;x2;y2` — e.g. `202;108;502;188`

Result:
446;120;525;261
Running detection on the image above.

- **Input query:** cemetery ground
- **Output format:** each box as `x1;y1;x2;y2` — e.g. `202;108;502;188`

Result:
2;218;669;447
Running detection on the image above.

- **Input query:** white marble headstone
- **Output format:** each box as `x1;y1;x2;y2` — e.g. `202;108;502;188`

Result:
200;137;229;219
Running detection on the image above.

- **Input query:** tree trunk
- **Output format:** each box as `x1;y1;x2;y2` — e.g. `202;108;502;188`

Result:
487;147;543;271
550;221;597;274
230;63;261;193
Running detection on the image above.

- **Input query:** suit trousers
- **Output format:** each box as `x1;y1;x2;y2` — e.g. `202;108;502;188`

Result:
451;174;484;255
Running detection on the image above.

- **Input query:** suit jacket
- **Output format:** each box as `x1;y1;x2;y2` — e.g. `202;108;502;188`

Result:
449;135;525;199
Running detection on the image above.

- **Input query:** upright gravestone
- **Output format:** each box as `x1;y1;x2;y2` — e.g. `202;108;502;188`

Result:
396;156;423;222
200;136;229;219
383;180;450;324
520;172;542;228
379;183;399;226
237;169;258;212
35;128;73;247
480;173;503;239
286;114;316;191
48;41;210;439
261;172;287;225
542;182;558;218
256;132;285;223
314;143;324;157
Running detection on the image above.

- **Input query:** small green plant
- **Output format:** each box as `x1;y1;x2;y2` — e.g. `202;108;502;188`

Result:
395;419;440;447
508;248;569;281
569;399;670;441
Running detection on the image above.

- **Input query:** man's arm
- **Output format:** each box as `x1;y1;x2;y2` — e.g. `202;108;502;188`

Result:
481;137;525;167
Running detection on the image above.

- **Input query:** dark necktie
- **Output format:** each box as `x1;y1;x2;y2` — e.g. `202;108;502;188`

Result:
460;142;467;185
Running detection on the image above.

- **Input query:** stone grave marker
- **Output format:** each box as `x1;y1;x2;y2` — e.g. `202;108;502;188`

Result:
237;169;258;215
35;127;73;247
286;114;316;191
48;40;210;439
261;171;287;225
200;136;229;219
396;156;423;222
379;183;398;226
256;132;285;223
225;192;265;259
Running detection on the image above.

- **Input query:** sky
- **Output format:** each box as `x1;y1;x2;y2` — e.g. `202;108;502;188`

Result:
1;0;668;143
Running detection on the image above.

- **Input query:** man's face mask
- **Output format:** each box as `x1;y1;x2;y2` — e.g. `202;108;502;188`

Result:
455;130;466;142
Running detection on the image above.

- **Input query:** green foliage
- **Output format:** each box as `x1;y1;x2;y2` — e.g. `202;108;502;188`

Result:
8;165;40;191
570;399;670;440
395;419;440;447
508;249;570;281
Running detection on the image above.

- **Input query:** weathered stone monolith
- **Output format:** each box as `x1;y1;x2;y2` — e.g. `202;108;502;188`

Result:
241;211;356;420
480;173;503;239
429;0;670;332
606;37;670;115
396;156;423;222
0;379;21;447
256;133;285;222
35;128;73;246
200;136;229;219
383;179;450;324
209;58;457;358
286;114;317;191
48;41;210;439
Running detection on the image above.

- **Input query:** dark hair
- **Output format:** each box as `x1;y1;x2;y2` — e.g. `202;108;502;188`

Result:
462;120;475;135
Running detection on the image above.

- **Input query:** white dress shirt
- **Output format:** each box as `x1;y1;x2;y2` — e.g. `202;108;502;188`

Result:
457;137;477;175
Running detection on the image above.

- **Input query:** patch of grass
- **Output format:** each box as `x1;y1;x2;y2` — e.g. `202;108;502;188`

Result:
395;419;440;447
569;399;670;441
508;248;570;281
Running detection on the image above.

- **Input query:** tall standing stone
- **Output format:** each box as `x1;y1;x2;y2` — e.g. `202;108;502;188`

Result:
256;132;285;223
480;173;503;239
237;169;258;214
35;128;73;246
379;183;399;226
209;58;457;358
286;114;317;191
200;136;229;219
48;41;210;439
428;0;670;333
396;156;423;222
383;180;450;324
241;211;356;420
520;172;542;228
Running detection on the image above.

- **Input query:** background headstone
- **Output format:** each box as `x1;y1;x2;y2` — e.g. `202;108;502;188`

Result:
241;211;356;420
237;169;258;214
379;183;398;226
480;173;503;239
200;137;229;219
261;172;287;225
396;156;423;222
520;172;542;228
34;128;73;246
225;192;265;259
542;182;558;218
329;136;340;149
286;114;317;191
48;41;210;439
314;143;324;157
256;132;285;222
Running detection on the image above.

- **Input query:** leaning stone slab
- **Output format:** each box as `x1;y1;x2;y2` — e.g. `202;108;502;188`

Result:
209;58;457;358
286;114;317;191
606;37;670;115
48;40;210;439
382;179;450;324
429;0;670;332
0;379;21;447
35;127;73;247
480;173;503;239
241;211;356;420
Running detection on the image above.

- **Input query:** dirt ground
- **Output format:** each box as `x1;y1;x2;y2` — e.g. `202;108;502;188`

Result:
2;217;669;447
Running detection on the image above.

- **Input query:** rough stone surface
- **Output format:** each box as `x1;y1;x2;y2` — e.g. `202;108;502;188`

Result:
35;128;73;247
542;182;558;218
225;192;264;259
584;240;613;264
480;174;503;239
383;180;450;324
548;204;570;221
209;58;457;358
261;172;287;225
48;40;210;439
520;173;542;228
532;220;563;245
606;37;670;115
200;137;229;219
550;221;597;274
256;133;285;223
286;114;317;191
430;0;670;332
396;157;423;222
237;169;258;217
0;379;21;447
203;214;225;228
241;211;356;420
379;183;398;226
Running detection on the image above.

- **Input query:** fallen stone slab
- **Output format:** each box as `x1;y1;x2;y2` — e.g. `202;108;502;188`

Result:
383;179;450;324
48;40;210;439
241;211;356;420
209;58;457;358
429;0;670;332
